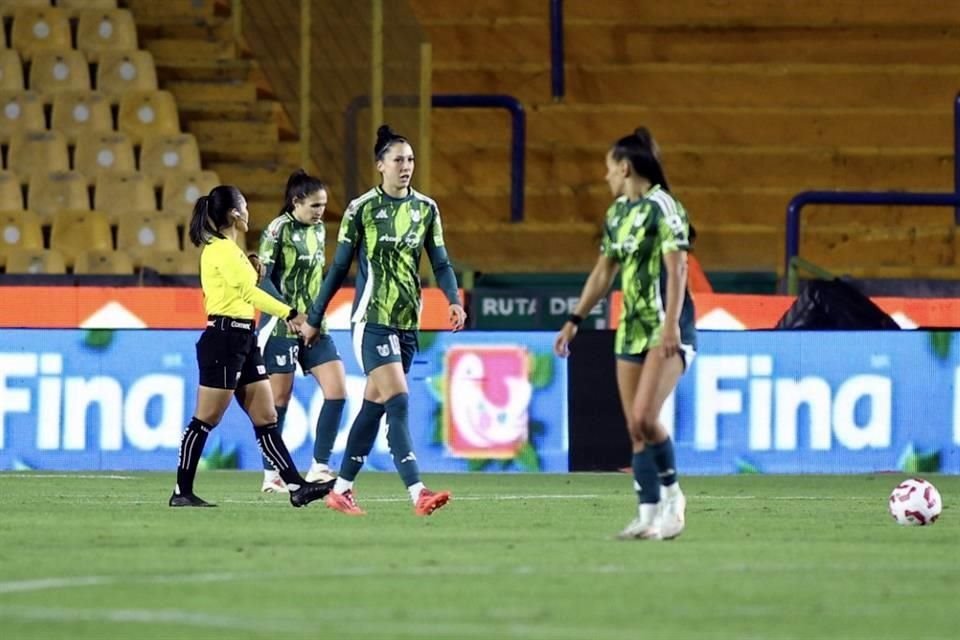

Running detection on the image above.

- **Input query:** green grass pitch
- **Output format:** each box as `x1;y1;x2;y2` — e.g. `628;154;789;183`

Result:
1;472;957;639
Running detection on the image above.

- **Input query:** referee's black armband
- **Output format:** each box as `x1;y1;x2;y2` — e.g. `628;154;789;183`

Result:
568;313;584;326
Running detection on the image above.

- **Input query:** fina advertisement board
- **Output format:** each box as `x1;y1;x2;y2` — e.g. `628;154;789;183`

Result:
0;330;569;473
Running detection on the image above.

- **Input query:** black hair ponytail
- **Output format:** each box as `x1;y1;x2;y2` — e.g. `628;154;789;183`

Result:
611;127;670;192
280;169;326;217
374;124;409;160
188;185;245;246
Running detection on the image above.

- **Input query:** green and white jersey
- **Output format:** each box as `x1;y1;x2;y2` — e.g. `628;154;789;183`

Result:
258;211;326;337
339;186;448;330
601;185;697;355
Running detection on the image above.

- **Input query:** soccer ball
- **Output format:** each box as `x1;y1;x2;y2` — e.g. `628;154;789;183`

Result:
888;478;942;526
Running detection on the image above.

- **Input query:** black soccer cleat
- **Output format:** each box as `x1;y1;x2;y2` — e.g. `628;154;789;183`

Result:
169;492;217;508
289;479;335;508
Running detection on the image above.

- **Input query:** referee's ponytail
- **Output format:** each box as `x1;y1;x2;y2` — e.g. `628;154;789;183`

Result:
188;185;244;247
611;127;670;192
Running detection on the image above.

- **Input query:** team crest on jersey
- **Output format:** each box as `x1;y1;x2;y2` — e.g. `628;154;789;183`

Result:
403;231;420;248
410;209;421;223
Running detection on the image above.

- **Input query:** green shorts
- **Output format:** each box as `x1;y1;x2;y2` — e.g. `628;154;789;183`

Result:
352;322;418;374
261;333;340;375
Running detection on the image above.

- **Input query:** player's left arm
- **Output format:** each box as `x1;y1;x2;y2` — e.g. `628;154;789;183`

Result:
424;204;466;330
658;202;691;357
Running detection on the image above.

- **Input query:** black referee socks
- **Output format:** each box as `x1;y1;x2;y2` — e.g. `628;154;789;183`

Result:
254;423;306;487
174;417;214;496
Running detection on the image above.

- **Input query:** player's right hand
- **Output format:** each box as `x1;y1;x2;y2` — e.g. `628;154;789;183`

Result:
553;323;578;358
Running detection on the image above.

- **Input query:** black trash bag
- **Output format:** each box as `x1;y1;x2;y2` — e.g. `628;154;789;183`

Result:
776;279;900;330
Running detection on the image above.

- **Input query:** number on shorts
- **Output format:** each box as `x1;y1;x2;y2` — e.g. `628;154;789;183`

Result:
388;334;401;356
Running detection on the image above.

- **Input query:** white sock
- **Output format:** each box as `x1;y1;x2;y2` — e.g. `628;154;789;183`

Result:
662;482;681;500
311;460;330;472
333;477;353;495
408;481;425;503
639;503;659;525
264;469;279;480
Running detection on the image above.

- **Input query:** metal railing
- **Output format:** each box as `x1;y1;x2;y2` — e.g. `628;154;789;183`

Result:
550;0;565;101
784;93;960;286
344;94;527;222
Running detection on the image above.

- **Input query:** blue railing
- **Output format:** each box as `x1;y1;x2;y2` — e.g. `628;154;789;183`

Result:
344;94;526;222
550;0;565;101
784;93;960;279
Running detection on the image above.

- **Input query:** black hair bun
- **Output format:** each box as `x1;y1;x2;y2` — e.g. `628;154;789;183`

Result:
377;125;395;142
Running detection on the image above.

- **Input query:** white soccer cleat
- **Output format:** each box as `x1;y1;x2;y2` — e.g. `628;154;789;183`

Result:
616;514;662;540
261;471;288;494
304;461;337;484
660;489;687;540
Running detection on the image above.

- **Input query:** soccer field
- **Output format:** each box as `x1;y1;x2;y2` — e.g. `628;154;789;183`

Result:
1;472;957;639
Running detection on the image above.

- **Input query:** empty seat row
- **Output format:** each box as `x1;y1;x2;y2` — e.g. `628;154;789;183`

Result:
1;0;117;18
0;169;220;219
0;50;157;99
3;7;135;61
3;129;195;183
2;248;199;275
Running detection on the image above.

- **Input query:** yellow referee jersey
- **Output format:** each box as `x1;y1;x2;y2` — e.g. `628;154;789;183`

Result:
200;236;292;320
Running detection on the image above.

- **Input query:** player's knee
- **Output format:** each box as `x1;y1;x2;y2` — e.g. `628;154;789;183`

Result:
192;414;221;430
628;410;659;442
272;387;293;406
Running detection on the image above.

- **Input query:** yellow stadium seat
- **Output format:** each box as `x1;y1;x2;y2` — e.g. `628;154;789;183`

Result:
0;50;25;91
29;50;92;101
0;91;45;144
117;90;179;143
161;170;219;219
56;0;119;19
50;90;113;142
139;133;201;187
94;170;156;222
140;249;199;275
73;248;134;274
7;130;70;184
0;210;43;268
27;170;90;221
117;212;180;265
76;9;137;62
95;50;158;102
4;248;67;274
50;208;112;265
0;171;25;210
0;0;50;20
73;131;136;184
11;8;72;61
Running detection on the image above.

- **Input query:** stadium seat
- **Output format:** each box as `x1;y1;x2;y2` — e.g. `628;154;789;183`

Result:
76;9;137;61
95;50;158;102
0;0;50;20
11;8;72;61
73;248;134;274
4;247;67;274
0;171;25;210
27;170;90;221
29;50;92;102
0;210;43;268
73;131;136;184
140;248;199;275
139;133;201;187
56;0;120;17
0;50;26;91
117;90;179;143
161;170;219;219
50;208;112;265
51;91;113;142
93;170;157;222
7;130;70;183
117;213;180;265
0;91;45;144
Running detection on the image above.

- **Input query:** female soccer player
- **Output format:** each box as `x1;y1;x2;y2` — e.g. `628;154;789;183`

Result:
169;185;334;508
255;170;347;493
554;128;696;540
300;125;467;516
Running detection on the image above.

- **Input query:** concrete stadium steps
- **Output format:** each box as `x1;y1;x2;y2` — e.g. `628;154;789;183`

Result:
433;62;960;109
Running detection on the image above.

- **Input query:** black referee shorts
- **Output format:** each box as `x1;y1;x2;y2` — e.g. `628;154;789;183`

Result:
196;316;269;389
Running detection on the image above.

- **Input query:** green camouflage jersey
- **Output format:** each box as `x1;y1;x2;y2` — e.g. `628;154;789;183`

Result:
312;186;458;331
257;211;326;338
601;184;697;355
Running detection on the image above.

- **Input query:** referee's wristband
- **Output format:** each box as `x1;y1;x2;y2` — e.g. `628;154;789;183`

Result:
568;313;584;326
286;308;299;321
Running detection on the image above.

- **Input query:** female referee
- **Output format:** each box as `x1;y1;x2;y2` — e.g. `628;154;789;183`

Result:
169;185;334;508
255;170;347;493
300;125;467;517
554;128;696;540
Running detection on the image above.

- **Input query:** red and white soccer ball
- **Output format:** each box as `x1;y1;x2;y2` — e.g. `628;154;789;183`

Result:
888;478;942;526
